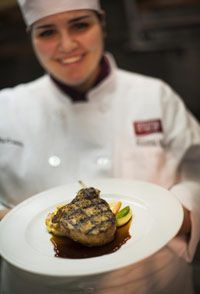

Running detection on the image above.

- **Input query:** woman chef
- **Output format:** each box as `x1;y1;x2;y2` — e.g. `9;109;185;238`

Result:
0;0;200;293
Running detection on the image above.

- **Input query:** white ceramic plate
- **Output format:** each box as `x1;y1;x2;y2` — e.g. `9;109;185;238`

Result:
0;179;183;277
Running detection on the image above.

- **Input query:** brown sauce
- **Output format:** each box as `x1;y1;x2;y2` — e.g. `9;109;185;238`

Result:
50;219;132;259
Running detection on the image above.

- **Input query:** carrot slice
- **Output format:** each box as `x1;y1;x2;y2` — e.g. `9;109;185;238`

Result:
109;201;122;215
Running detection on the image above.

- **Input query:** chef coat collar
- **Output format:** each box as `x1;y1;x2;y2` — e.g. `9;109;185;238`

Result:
50;55;110;102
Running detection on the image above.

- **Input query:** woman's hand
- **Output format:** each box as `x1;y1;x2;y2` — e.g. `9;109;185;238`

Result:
0;208;11;221
177;206;191;235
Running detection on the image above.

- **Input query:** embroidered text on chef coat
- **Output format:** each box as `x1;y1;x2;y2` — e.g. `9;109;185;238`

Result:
0;136;24;147
133;119;164;147
134;119;163;136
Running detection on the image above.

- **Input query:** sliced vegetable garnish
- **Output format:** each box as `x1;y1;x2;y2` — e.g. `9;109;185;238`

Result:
116;206;130;219
116;206;132;227
109;201;122;215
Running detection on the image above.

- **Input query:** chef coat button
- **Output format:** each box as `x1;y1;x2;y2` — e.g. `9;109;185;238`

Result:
96;156;110;168
48;155;61;167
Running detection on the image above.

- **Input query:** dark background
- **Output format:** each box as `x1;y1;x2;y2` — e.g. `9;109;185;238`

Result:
1;0;200;120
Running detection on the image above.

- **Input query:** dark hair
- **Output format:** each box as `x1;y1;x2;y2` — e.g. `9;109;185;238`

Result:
94;11;106;35
94;11;103;21
27;10;106;35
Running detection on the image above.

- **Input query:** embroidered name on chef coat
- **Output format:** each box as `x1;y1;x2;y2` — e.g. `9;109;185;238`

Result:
0;136;24;147
133;119;164;147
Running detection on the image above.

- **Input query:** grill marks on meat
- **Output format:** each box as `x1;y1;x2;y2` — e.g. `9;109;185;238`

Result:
51;187;117;247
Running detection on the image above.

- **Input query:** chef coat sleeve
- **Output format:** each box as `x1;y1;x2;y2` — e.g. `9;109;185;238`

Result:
161;81;200;262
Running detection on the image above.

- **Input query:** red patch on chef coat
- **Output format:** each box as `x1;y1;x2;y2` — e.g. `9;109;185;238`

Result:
134;119;163;136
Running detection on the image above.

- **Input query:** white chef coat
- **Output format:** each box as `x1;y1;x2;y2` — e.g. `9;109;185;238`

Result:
0;53;200;294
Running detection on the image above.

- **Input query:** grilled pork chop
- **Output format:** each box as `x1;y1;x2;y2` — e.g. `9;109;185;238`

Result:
50;187;117;247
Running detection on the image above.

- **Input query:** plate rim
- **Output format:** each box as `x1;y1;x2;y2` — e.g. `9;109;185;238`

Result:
0;178;183;277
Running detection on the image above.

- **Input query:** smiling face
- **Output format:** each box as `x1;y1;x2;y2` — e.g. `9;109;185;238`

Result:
31;10;105;92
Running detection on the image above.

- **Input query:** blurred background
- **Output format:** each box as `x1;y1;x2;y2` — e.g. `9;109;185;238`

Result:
0;0;200;292
1;0;200;120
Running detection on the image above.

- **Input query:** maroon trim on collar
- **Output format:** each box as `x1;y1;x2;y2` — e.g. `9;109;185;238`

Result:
51;56;110;102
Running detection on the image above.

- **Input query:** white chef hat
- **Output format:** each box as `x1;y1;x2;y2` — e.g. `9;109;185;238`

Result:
17;0;101;26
